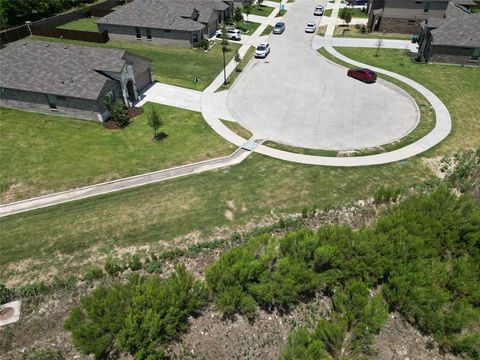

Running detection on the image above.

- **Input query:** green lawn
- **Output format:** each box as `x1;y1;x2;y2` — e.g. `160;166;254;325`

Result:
216;46;255;91
27;36;241;90
243;5;275;17
0;104;235;202
2;49;478;286
57;17;99;32
263;141;339;157
236;20;261;35
220;120;253;139
334;25;412;40
260;25;273;36
276;9;287;17
326;7;368;18
324;9;333;16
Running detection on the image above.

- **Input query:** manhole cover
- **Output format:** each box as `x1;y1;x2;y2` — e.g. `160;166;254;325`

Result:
0;307;14;321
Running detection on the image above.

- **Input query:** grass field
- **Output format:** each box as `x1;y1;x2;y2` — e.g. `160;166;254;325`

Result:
0;104;235;202
334;25;412;40
1;49;478;286
57;17;99;32
220;120;253;139
261;25;273;36
0;155;432;285
28;36;241;90
236;20;261;35
216;46;255;91
244;5;275;17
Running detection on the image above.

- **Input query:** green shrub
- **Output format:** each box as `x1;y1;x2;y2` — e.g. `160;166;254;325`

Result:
145;261;162;274
83;267;104;282
22;347;64;360
0;283;13;304
104;261;122;277
18;282;48;297
128;254;142;271
65;265;207;359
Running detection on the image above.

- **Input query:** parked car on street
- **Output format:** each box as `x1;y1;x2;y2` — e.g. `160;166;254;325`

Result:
215;28;241;41
273;22;285;34
314;5;324;15
305;22;316;33
347;68;377;83
255;43;270;58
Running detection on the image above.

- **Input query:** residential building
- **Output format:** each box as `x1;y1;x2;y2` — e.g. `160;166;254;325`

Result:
97;0;233;47
418;2;480;65
367;0;450;33
0;40;152;121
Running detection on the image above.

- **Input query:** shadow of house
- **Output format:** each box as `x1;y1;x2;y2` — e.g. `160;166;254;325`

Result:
0;40;153;121
418;2;480;65
96;0;233;47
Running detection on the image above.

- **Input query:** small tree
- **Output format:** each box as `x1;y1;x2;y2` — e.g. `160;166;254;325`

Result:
375;39;383;56
148;108;163;140
233;6;243;25
257;0;264;7
244;4;252;22
339;8;352;26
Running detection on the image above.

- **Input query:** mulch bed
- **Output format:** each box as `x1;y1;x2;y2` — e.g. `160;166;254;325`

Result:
103;120;120;129
126;107;144;119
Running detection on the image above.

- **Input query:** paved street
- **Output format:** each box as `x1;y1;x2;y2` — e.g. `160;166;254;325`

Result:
227;0;419;150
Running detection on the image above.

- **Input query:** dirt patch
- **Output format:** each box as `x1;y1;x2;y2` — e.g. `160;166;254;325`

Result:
102;120;120;129
374;312;459;360
1;182;36;204
126;106;144;119
423;156;447;179
224;209;234;221
0;307;14;321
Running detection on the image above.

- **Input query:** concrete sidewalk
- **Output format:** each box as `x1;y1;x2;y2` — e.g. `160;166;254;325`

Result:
0;149;250;218
313;36;418;52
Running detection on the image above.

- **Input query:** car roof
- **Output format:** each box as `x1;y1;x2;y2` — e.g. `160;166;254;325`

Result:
307;22;315;26
275;22;284;25
258;42;268;46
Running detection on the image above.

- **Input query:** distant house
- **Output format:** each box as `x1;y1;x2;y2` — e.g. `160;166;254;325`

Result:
418;3;480;65
0;41;152;122
97;0;233;47
366;0;450;33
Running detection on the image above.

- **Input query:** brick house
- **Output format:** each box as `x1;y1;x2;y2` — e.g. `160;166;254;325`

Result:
97;0;234;47
0;41;152;122
366;0;450;34
417;3;480;65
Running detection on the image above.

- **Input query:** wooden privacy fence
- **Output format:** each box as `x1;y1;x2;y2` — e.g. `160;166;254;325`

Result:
0;25;30;47
30;27;110;43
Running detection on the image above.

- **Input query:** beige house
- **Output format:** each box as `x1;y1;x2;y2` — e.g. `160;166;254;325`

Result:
367;0;450;33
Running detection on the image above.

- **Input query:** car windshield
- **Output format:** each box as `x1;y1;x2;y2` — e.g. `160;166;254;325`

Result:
275;23;283;27
307;23;314;27
257;45;266;50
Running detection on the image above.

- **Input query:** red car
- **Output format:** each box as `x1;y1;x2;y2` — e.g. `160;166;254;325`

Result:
347;68;377;83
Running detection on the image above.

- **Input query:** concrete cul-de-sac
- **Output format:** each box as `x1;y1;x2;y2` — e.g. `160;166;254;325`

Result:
227;0;419;150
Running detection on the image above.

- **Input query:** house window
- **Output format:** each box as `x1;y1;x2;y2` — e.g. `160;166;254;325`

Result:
146;28;152;40
408;19;416;24
472;48;479;61
135;27;141;39
423;1;431;13
57;95;66;101
164;29;171;33
47;94;57;110
192;33;199;43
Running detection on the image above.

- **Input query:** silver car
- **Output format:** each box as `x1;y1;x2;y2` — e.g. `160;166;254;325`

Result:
305;22;316;33
255;43;270;58
314;5;324;16
273;22;285;34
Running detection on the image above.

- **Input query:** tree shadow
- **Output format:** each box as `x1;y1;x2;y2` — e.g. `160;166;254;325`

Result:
153;132;168;141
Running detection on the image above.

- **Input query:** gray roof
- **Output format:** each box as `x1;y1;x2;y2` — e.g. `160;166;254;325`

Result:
426;2;470;28
452;0;477;6
97;0;229;32
0;41;129;100
431;11;480;46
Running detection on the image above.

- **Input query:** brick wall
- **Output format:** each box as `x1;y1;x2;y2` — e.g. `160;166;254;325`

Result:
377;16;422;33
430;45;480;66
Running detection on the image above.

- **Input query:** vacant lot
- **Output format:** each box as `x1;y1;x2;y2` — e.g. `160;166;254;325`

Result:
57;17;99;32
334;25;411;40
28;36;241;90
2;50;478;286
0;104;235;202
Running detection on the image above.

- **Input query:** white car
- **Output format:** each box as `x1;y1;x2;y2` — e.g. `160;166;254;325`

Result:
305;22;316;33
215;28;241;41
255;43;270;58
314;5;324;16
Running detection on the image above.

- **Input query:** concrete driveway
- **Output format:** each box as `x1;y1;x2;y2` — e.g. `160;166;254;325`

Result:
227;0;419;150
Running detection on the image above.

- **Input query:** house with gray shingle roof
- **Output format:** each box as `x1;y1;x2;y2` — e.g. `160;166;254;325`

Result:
97;0;233;47
0;40;153;121
418;2;480;65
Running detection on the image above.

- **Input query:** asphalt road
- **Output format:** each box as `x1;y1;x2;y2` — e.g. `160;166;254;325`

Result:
227;0;419;150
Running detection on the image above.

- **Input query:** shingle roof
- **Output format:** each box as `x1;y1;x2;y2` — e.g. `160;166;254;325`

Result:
97;0;229;31
426;2;470;28
431;13;480;46
0;41;127;100
451;0;477;6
